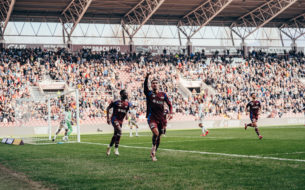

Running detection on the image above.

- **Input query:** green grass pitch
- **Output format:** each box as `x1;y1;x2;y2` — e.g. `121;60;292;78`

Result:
0;125;305;190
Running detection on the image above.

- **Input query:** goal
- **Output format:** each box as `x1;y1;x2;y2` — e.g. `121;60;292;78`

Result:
13;89;80;144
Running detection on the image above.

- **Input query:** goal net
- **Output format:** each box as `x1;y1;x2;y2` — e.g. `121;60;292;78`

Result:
13;89;80;144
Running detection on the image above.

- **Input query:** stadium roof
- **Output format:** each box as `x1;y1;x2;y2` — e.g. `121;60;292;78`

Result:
11;0;305;27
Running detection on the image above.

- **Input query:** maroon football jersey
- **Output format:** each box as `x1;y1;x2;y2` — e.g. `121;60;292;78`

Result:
144;77;172;121
110;100;131;123
246;100;261;115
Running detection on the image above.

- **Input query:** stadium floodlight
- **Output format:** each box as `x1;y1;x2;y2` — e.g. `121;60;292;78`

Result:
13;89;80;144
177;0;233;39
230;0;298;40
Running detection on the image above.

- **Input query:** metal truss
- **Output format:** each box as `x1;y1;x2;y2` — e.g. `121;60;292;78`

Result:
230;0;297;40
5;19;302;46
7;21;180;39
60;0;93;42
177;0;233;39
0;0;15;39
121;0;165;40
279;12;305;41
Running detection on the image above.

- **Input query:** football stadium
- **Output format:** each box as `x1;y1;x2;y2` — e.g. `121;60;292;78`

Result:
0;0;304;189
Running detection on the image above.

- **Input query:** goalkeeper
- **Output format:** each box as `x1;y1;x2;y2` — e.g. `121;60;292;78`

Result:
52;106;73;142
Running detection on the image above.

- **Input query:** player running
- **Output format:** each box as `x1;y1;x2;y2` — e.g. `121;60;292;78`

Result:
198;98;208;136
52;105;73;142
128;106;139;137
245;93;263;140
106;90;131;156
144;72;173;161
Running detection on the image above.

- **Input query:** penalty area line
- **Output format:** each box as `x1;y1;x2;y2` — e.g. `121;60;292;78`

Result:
80;142;305;163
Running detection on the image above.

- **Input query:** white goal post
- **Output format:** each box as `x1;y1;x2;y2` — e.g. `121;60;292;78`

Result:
12;89;80;144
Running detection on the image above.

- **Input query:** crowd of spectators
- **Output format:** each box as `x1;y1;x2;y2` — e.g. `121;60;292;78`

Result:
178;50;305;118
0;47;304;124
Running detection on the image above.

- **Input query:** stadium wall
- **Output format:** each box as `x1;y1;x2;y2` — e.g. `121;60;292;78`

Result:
0;117;303;137
5;43;305;54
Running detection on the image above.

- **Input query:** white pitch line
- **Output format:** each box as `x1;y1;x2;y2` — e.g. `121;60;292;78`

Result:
265;152;305;156
31;141;79;145
80;142;305;163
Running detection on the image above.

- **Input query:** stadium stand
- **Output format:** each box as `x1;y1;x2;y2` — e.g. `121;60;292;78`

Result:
0;48;304;127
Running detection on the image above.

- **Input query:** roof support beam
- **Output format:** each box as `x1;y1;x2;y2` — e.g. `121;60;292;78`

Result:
278;28;285;47
279;12;305;40
60;0;93;42
230;28;235;46
121;0;165;39
177;27;182;47
177;0;233;39
230;0;297;40
0;0;15;39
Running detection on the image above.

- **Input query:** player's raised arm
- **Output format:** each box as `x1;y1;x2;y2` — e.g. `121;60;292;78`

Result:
106;102;114;125
144;72;151;96
164;93;173;120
